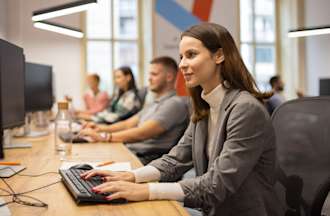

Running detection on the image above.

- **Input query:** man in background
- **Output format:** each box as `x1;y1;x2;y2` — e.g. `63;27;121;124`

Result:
266;75;286;115
80;56;189;165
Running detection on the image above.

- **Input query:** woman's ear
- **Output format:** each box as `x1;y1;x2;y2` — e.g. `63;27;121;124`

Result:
215;48;225;64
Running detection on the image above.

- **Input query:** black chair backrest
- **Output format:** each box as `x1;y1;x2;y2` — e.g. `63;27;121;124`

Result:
137;86;148;107
272;97;330;216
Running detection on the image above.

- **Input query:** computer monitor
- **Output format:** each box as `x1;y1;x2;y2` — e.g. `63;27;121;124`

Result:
319;79;330;96
25;62;54;112
0;39;26;159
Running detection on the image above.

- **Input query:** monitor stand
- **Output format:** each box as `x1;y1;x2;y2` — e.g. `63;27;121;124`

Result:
13;113;49;138
25;130;49;138
24;112;49;138
3;129;32;149
0;130;27;177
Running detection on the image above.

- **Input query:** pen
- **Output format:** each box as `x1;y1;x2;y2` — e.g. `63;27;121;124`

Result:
0;162;21;166
96;161;115;167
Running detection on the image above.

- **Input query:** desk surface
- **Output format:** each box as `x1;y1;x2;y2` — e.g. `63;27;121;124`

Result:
1;134;189;216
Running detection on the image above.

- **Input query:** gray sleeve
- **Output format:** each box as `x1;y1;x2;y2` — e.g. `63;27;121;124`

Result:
136;108;145;118
179;102;268;209
151;98;188;130
149;122;194;181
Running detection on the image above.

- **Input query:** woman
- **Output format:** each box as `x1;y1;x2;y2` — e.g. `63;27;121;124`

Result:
81;23;282;216
91;66;141;124
82;73;109;115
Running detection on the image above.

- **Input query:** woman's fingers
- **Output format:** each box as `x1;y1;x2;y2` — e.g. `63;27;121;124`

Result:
103;171;135;182
80;170;113;179
93;181;118;192
82;122;96;129
105;191;127;201
79;129;101;142
92;181;149;201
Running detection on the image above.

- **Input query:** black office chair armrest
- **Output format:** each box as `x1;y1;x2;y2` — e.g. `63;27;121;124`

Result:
311;176;330;216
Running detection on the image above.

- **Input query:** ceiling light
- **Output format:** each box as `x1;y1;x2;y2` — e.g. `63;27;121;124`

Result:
32;0;97;22
34;21;84;38
288;26;330;38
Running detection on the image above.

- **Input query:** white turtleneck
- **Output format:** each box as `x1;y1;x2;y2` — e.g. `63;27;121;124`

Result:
201;84;226;158
131;84;226;201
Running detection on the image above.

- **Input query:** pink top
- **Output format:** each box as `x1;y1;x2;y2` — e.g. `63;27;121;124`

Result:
83;90;109;114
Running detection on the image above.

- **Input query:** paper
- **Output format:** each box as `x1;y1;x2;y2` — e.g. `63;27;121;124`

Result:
60;161;131;172
0;198;11;216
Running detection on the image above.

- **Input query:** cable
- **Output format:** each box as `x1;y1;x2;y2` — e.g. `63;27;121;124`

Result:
17;171;59;177
0;167;62;208
16;180;61;195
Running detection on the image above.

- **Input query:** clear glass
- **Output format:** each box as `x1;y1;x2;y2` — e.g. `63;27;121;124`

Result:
113;0;138;39
255;45;275;91
54;109;72;160
86;0;111;39
240;0;253;42
254;0;275;42
87;41;112;93
114;42;138;79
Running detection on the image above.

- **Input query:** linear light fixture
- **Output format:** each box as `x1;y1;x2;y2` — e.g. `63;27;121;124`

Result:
34;21;84;38
288;26;330;38
32;0;97;22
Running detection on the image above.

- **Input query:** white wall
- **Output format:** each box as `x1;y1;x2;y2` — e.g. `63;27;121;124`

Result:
305;0;330;96
0;0;7;39
5;0;83;108
154;0;239;62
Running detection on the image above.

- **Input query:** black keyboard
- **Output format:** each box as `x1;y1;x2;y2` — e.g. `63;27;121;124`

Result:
59;168;126;204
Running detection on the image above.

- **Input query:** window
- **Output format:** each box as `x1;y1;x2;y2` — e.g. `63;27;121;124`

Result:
86;0;139;93
240;0;276;91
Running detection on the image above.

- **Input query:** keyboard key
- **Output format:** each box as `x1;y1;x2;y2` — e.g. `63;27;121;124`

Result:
66;172;88;194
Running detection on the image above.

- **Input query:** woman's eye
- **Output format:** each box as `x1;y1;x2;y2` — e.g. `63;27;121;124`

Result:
187;52;197;58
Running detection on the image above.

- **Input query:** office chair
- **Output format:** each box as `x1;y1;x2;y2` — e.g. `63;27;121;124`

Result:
272;97;330;216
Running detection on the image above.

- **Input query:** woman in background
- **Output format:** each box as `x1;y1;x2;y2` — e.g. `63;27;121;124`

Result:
82;73;109;115
92;66;141;124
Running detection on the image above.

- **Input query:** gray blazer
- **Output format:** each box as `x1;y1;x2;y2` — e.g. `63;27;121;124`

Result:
149;89;284;216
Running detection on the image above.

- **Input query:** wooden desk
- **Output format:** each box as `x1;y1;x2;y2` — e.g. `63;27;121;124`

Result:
1;135;189;216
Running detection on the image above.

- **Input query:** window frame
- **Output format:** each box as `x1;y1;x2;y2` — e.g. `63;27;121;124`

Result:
239;0;279;90
83;0;142;94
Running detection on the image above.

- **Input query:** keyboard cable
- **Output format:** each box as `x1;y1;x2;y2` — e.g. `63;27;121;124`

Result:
0;167;61;208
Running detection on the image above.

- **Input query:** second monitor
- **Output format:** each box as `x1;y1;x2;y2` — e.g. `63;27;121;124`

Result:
25;62;54;112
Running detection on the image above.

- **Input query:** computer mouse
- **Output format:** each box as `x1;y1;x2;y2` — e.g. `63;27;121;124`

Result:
70;163;93;170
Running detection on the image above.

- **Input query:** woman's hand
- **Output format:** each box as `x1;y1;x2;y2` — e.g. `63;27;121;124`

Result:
81;170;135;182
92;181;149;202
82;122;99;131
78;128;104;142
82;122;109;132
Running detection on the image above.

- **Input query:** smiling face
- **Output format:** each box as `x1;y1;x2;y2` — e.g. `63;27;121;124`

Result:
179;36;223;93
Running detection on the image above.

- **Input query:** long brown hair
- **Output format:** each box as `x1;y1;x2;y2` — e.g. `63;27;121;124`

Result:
116;66;137;96
181;23;272;122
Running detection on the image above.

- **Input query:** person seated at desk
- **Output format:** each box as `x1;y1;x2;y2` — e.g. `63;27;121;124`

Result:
80;56;189;165
266;75;286;115
79;66;142;124
81;23;282;216
76;73;109;115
